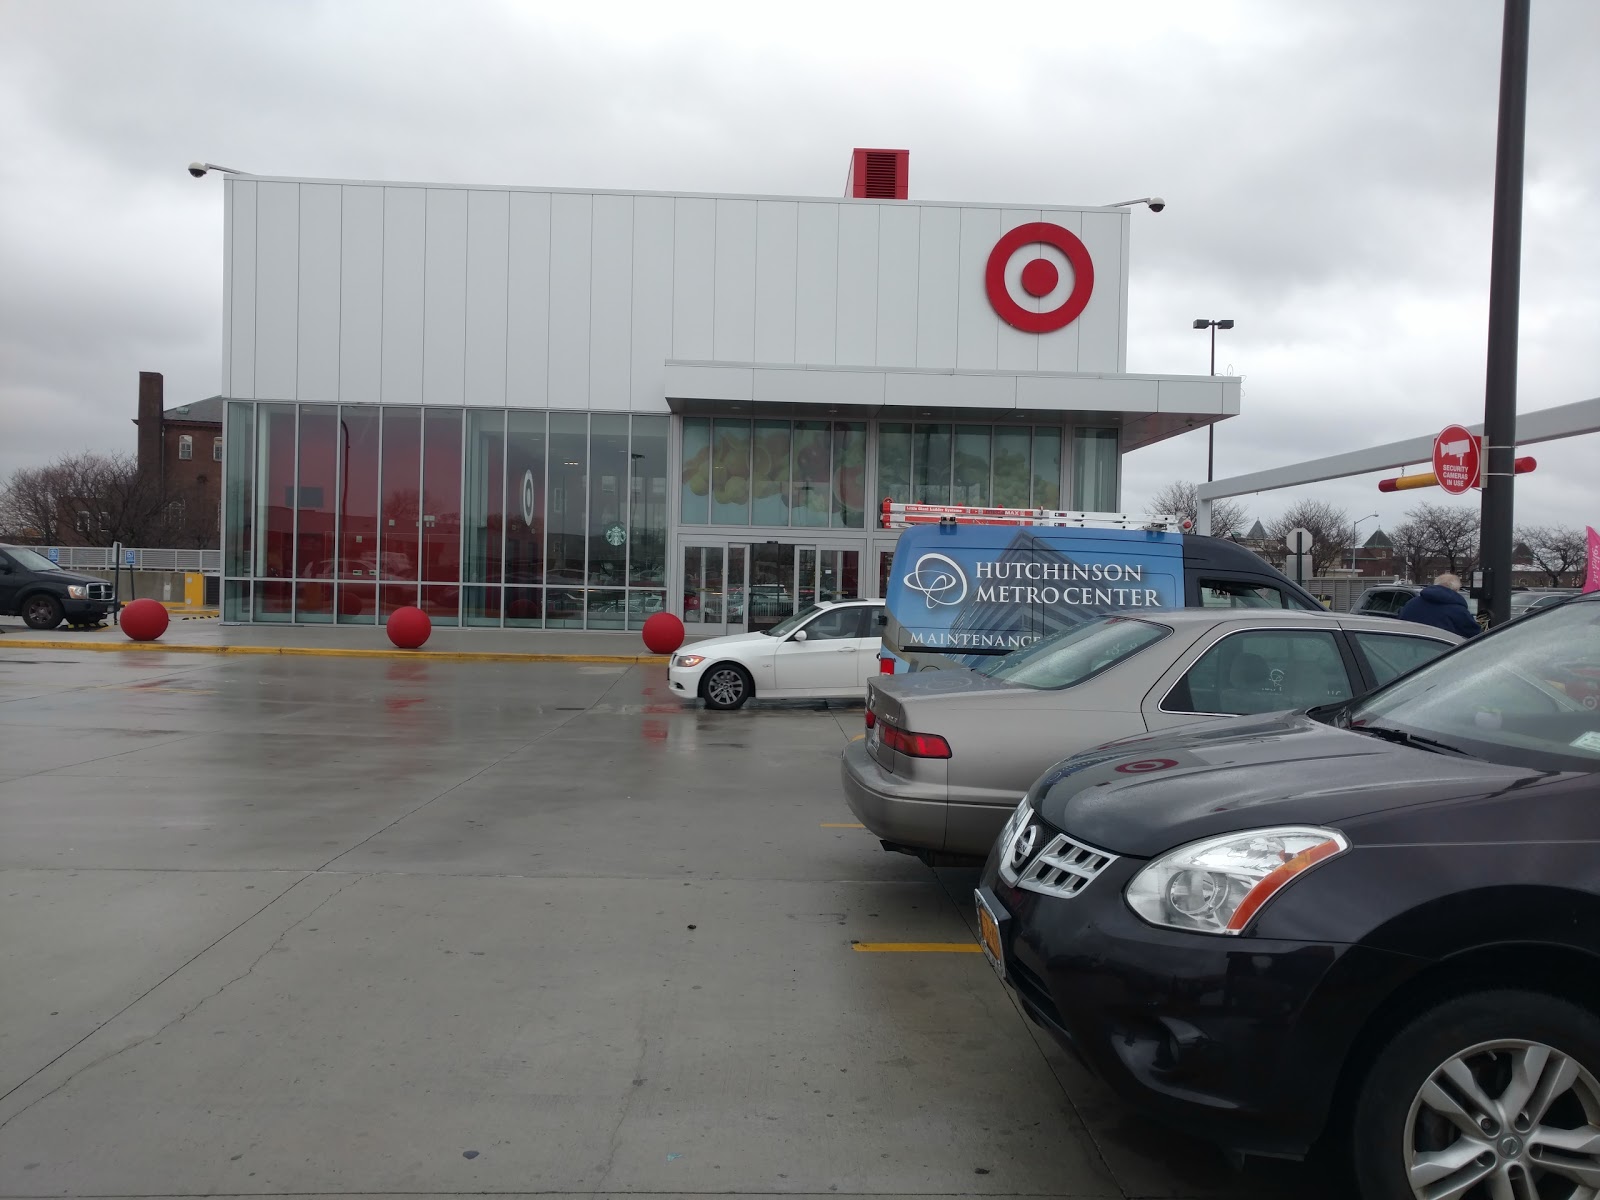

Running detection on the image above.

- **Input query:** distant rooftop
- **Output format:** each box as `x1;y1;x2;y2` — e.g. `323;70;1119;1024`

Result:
164;395;224;423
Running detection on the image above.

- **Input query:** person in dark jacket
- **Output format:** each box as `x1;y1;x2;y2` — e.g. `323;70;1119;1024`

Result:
1399;573;1480;637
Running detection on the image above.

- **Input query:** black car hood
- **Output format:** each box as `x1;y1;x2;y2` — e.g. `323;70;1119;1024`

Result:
1034;712;1538;857
40;568;104;587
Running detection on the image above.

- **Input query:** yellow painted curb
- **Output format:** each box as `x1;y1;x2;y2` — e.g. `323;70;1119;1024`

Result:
0;638;667;666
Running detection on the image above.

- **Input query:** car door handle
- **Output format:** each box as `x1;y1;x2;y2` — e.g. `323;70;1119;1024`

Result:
836;646;855;652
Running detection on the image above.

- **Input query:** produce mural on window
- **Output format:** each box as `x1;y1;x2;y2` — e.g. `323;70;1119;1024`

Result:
681;417;865;529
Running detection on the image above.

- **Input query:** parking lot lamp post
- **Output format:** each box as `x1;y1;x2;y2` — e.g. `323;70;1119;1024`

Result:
1192;319;1234;481
1351;513;1379;573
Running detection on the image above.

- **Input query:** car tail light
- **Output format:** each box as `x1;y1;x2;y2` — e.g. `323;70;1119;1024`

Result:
879;720;952;759
864;709;876;729
878;657;895;675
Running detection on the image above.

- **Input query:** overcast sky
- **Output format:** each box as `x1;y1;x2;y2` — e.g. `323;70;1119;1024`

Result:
2;0;1596;540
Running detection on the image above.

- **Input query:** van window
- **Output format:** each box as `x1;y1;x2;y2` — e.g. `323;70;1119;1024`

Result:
1198;580;1292;609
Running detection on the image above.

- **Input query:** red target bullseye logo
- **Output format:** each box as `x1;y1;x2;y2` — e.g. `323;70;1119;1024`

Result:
1114;757;1178;774
985;221;1095;334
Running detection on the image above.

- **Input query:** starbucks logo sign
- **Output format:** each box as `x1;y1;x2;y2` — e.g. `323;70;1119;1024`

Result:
604;523;627;547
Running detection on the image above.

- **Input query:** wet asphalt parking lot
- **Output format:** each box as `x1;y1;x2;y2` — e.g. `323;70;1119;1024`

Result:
0;648;1327;1199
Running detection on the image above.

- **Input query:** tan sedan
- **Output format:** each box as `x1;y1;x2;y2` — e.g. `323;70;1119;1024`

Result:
842;608;1459;864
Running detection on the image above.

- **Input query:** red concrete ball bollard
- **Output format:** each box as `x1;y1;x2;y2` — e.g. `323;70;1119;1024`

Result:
641;612;685;655
387;606;432;650
120;598;170;642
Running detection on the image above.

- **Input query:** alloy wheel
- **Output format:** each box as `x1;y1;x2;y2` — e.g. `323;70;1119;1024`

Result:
705;668;745;707
1404;1037;1600;1199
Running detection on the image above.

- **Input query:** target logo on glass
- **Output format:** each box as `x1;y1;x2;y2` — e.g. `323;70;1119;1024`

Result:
985;222;1095;333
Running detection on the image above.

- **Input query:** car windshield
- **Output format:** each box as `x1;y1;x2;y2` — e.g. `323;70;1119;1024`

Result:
764;604;824;637
5;547;61;572
1347;597;1600;772
976;616;1170;690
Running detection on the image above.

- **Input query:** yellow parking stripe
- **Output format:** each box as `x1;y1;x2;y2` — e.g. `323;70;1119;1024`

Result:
820;822;866;828
851;942;983;953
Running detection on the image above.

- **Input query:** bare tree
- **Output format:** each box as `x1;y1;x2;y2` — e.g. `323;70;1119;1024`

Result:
0;461;72;543
1518;525;1588;587
0;452;212;549
1266;499;1351;578
1145;480;1248;536
1408;501;1479;577
1388;518;1434;583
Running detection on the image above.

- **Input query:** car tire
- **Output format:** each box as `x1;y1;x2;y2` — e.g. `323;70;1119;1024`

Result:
701;663;752;711
22;594;64;630
1350;988;1600;1200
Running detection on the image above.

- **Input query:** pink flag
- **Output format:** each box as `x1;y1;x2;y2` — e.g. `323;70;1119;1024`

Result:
1586;526;1600;594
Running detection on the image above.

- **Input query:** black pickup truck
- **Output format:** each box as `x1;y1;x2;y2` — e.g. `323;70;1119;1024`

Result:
0;544;118;629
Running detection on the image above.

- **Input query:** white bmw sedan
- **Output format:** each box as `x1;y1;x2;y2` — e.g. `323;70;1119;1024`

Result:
667;600;887;710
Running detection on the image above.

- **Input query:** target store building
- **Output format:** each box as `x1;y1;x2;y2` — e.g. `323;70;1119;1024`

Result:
215;149;1237;633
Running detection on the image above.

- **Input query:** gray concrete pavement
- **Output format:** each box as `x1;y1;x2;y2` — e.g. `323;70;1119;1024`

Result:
0;650;1322;1199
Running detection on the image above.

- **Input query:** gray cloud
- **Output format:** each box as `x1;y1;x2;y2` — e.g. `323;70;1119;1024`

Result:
2;0;1595;536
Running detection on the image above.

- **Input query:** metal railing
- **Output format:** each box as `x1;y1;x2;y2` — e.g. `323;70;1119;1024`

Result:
40;546;221;573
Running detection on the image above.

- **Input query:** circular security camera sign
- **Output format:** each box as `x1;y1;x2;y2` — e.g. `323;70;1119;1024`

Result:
985;222;1095;334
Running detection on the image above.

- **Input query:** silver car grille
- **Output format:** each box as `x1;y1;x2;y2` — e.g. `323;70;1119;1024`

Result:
998;805;1116;900
85;583;113;600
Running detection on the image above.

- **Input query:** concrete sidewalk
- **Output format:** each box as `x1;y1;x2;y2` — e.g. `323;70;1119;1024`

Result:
0;615;684;664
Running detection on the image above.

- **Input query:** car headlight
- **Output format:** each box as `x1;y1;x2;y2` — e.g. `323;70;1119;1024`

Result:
67;585;89;598
673;654;705;668
1124;826;1348;935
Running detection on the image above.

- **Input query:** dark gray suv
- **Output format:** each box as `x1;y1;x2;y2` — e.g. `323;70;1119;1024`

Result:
1351;583;1421;619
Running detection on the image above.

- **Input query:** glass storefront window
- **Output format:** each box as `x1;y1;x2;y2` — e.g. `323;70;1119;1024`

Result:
952;426;991;507
547;413;587;627
629;416;668;588
338;406;381;590
464;410;505;585
1071;427;1117;512
463;585;502;627
710;419;752;525
680;416;710;525
421;409;462;593
912;424;952;505
256;404;296;582
296;406;337;587
380;407;421;597
992;426;1030;507
224;403;254;579
791;422;830;528
505;410;546;590
751;420;792;526
831;423;866;528
588;415;629;588
1033;427;1063;510
878;423;912;506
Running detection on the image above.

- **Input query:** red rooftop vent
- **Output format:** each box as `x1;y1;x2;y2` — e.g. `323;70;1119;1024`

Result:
846;148;909;199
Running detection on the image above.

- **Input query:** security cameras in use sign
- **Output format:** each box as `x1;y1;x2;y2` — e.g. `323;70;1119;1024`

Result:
1432;425;1481;495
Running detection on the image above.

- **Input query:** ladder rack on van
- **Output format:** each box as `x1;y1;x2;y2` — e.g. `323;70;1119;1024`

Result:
879;500;1181;533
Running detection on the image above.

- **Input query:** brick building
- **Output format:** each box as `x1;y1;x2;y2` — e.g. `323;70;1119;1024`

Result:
134;371;222;547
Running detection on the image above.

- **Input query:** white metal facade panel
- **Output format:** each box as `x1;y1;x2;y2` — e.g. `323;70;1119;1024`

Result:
295;184;341;403
464;188;509;407
750;367;883;408
672;197;715;360
955;206;1000;371
713;199;757;362
835;203;879;366
1071;210;1123;374
915;205;960;369
793;202;838;364
228;180;257;398
423;188;469;405
253;181;300;400
1157;378;1226;414
1017;375;1157;411
663;363;753;402
753;201;798;363
589;192;634;408
883;371;1014;410
629;195;674;412
875;205;920;366
380;187;426;405
995;209;1042;375
547;191;592;409
338;186;384;405
505;191;551;408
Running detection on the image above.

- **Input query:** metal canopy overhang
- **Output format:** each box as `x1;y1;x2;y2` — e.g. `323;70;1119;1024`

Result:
663;360;1238;448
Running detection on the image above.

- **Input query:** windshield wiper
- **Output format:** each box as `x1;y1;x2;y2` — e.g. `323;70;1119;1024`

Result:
1353;724;1473;758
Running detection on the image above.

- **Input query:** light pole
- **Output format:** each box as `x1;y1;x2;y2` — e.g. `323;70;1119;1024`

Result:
1192;319;1234;481
1351;512;1379;573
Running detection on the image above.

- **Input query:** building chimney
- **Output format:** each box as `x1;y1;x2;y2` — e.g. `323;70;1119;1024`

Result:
137;371;164;480
845;148;909;199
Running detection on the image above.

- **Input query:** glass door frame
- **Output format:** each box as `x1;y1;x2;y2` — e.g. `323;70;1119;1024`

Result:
674;532;869;634
679;540;749;638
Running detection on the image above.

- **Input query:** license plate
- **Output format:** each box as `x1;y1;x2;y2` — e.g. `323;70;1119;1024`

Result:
867;725;879;751
975;890;1004;980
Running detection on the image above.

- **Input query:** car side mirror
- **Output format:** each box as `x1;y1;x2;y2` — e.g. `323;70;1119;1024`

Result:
792;629;808;644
